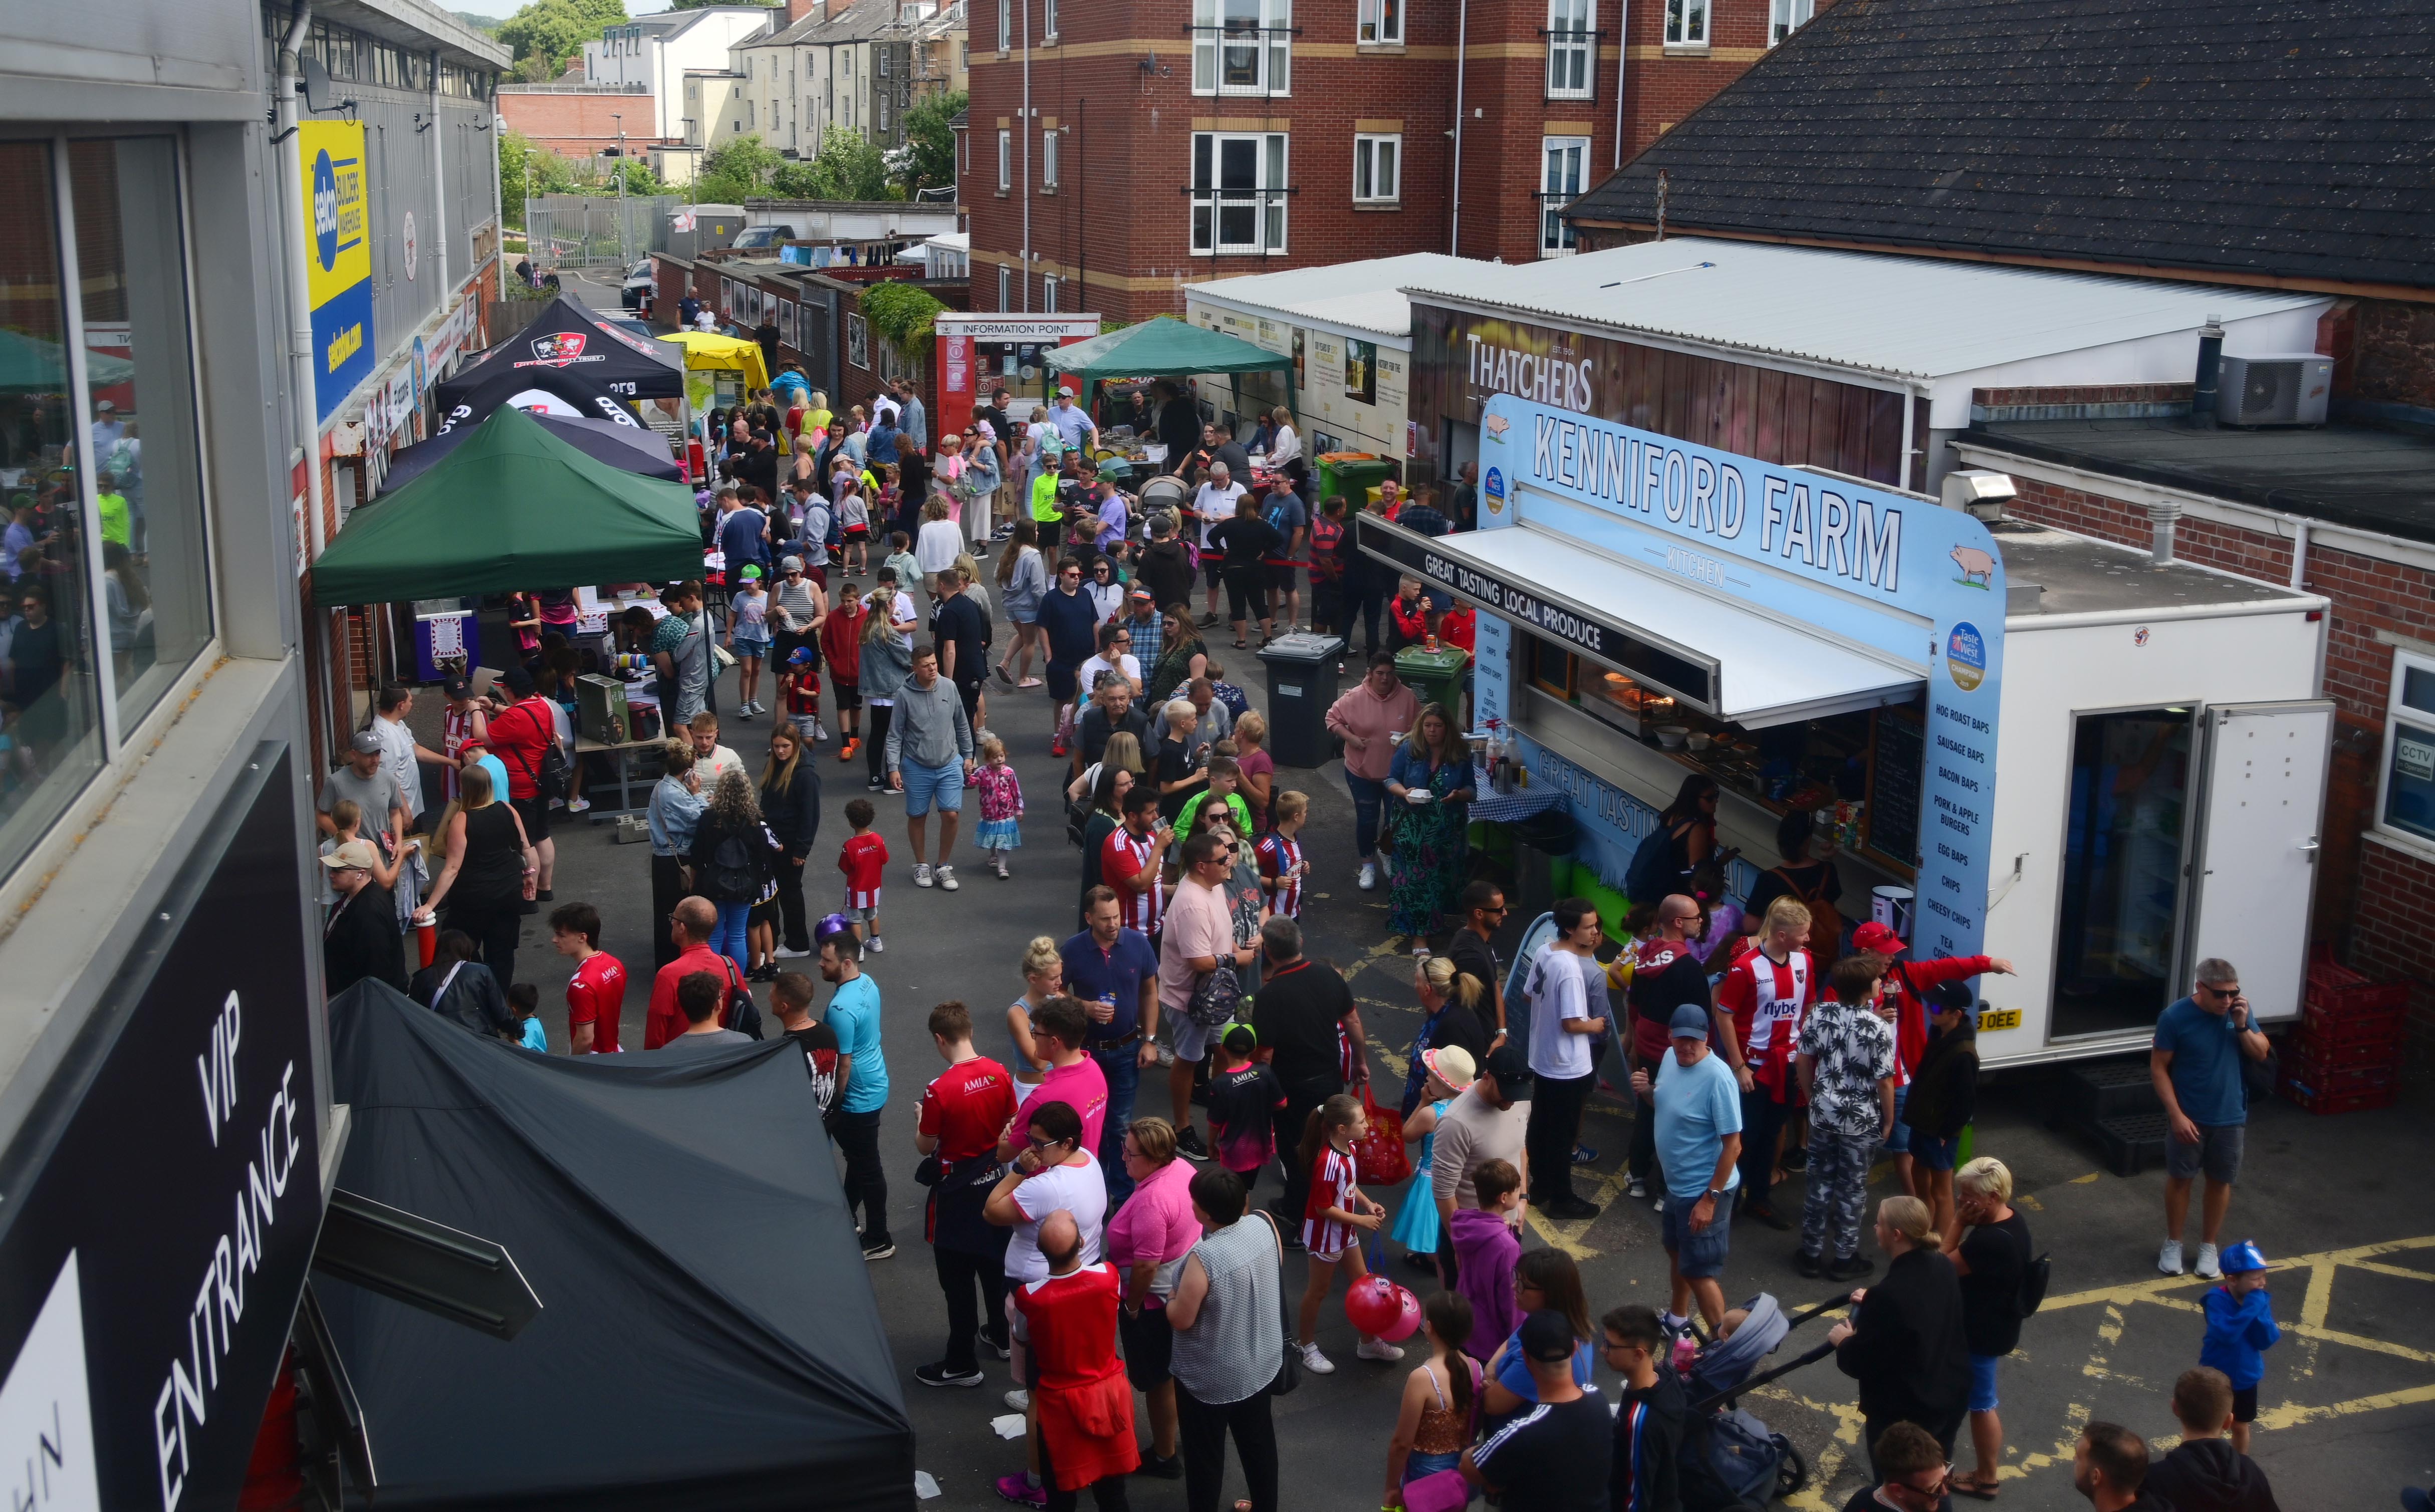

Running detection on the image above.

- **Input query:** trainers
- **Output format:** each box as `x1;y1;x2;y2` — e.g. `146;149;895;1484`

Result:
995;1473;1047;1507
566;797;591;813
994;853;1010;878
913;864;935;888
1175;1126;1211;1161
1051;737;1069;758
838;740;857;762
1133;1452;1183;1480
1545;1197;1602;1221
2194;1242;2222;1280
861;1239;896;1261
1571;1143;1599;1165
2157;1239;2185;1276
1627;1177;1649;1200
814;721;830;742
1358;861;1378;891
937;865;960;891
1004;1389;1031;1412
857;944;867;962
982;1333;1013;1361
1299;1343;1336;1375
868;934;884;952
1826;1254;1876;1282
1793;1248;1823;1279
1356;1336;1405;1363
915;1361;984;1388
776;945;812;958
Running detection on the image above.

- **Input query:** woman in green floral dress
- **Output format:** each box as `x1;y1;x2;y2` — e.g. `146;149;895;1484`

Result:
1384;703;1475;936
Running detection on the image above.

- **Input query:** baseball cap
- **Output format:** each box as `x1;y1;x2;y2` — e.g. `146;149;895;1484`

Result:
442;674;473;700
2219;1240;2271;1275
1480;1043;1533;1092
1130;587;1154;602
740;564;762;581
501;665;537;696
1851;920;1905;956
1148;513;1175;537
781;555;803;572
96;399;117;413
319;839;381;871
1423;1045;1477;1091
1927;979;1975;1014
1669;1004;1711;1041
348;729;384;754
1520;1309;1578;1364
788;645;815;666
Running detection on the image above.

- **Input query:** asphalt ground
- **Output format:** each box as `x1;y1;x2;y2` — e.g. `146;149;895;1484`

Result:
446;287;2435;1508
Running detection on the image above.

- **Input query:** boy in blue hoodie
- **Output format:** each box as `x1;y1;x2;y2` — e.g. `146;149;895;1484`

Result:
2200;1239;2282;1454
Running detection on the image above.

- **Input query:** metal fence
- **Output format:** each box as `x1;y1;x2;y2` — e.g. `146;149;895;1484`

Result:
521;194;679;270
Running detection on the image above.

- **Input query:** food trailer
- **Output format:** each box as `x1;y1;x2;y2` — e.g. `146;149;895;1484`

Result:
1363;392;2333;1068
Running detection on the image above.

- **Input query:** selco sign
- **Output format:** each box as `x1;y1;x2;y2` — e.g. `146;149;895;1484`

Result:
0;747;323;1512
1477;393;2007;961
299;122;375;423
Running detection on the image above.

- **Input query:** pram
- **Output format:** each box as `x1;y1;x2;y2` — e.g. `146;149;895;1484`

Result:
1675;1291;1845;1510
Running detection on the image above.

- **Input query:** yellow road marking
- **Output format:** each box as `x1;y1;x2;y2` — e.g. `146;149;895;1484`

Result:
2300;1259;2336;1331
2255;1381;2435;1431
2039;1234;2435;1312
2351;1259;2435;1284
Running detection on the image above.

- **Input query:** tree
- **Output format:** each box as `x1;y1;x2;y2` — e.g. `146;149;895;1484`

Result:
900;90;965;195
694;132;784;202
497;129;584;225
668;0;774;7
496;0;623;72
786;127;893;202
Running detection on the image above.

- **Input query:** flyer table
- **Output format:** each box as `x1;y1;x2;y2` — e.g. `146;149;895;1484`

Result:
577;732;666;820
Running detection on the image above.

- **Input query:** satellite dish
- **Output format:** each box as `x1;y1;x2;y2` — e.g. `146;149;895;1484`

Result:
300;56;353;116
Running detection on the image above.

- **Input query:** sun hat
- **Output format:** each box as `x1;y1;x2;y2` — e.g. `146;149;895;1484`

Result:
1423;1045;1477;1091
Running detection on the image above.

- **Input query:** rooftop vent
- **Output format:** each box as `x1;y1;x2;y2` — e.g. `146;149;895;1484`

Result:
1941;468;2016;522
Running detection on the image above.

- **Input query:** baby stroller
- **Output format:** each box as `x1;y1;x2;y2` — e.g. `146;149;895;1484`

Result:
1676;1291;1844;1510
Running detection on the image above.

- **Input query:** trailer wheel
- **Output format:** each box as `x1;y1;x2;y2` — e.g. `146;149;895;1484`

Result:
1773;1438;1808;1498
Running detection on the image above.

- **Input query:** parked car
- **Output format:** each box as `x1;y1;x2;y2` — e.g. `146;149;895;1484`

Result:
621;259;656;312
729;224;798;253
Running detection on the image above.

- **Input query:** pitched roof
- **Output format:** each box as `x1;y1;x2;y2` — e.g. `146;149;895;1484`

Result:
1564;0;2435;294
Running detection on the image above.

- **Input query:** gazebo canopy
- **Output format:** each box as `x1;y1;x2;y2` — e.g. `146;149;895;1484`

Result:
657;331;772;392
310;405;701;605
1046;316;1297;424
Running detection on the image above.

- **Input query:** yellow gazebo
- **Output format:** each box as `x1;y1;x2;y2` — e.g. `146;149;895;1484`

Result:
657;331;772;408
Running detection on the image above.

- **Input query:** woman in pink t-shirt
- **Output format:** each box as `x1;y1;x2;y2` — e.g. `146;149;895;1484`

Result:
1107;1118;1201;1477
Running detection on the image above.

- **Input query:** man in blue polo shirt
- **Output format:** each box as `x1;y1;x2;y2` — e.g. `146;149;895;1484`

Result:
822;918;894;1259
1062;885;1162;1203
2152;956;2271;1280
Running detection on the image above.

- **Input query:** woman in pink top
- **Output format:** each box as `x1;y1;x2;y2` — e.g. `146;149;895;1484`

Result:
1108;1117;1201;1478
1323;650;1420;893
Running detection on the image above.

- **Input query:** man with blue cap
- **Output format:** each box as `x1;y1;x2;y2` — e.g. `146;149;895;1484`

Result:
1632;1003;1743;1334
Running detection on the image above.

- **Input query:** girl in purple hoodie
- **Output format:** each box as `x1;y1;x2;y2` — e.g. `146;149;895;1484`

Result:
1451;1157;1524;1363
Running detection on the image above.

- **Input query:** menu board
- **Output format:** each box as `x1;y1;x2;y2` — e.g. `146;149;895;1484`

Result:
1868;707;1924;868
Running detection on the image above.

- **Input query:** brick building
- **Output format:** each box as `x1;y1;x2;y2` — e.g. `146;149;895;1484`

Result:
1563;0;2435;1062
496;84;673;160
963;0;1829;319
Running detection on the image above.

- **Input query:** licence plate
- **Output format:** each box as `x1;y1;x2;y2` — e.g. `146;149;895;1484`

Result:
1978;1008;2023;1032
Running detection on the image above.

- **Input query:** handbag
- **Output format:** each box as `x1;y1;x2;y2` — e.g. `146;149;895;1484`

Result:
1351;1081;1410;1187
1256;1211;1300;1397
1403;1468;1471;1512
1186;960;1243;1030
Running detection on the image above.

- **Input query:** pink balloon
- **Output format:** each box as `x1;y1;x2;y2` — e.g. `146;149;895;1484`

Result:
1378;1281;1425;1343
1344;1275;1404;1337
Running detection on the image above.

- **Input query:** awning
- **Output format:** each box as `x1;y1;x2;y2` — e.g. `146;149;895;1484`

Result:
1356;515;1922;727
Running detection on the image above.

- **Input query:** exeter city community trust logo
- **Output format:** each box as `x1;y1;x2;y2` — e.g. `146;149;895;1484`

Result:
1484;466;1506;516
517;332;599;369
1946;621;1987;692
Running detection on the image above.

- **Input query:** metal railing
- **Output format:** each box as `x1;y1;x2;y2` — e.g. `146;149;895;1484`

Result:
522;194;683;268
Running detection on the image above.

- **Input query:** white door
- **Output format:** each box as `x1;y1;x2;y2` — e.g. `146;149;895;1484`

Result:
2184;700;2334;1021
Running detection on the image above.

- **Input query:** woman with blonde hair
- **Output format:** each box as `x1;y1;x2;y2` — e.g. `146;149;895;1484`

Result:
1829;1195;1973;1477
418;762;538;985
1945;1158;2033;1499
1067;729;1146;804
1402;954;1491;1115
1006;935;1064;1089
1230;708;1274;828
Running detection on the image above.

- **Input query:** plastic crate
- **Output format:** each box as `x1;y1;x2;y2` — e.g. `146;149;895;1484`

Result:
2300;997;2409;1050
2292;1029;2400;1070
2304;959;2410;1018
2279;1053;2397;1110
2281;1079;2399;1116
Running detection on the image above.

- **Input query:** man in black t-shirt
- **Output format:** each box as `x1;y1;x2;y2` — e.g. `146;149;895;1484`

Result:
1076;677;1149;772
1466;1310;1611;1510
1445;879;1511;1042
773;970;842;1124
1247;916;1363;1235
929;567;991;723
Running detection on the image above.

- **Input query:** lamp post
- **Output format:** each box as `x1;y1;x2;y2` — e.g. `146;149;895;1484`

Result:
611;111;627;263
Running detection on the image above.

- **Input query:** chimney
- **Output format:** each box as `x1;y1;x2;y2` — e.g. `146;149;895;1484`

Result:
2188;312;2225;431
780;0;815;22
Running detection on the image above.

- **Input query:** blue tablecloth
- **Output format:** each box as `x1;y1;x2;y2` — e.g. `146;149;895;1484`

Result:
1467;761;1565;823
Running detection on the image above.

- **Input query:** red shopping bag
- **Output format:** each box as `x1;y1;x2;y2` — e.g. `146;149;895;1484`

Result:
1351;1082;1409;1187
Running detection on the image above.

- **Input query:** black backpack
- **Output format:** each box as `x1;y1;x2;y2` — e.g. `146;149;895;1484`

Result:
2019;1244;2053;1319
706;827;763;901
718;957;766;1041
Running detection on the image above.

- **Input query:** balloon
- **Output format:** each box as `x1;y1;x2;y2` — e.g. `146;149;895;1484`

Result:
1345;1275;1424;1341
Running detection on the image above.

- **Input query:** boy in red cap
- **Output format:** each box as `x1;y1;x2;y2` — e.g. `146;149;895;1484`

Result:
1848;917;2012;1198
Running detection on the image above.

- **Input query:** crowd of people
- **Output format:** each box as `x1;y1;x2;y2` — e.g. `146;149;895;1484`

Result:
311;371;2319;1512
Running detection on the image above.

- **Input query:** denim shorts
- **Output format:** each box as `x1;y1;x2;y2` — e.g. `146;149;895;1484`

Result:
1883;1085;1911;1154
1969;1353;2001;1412
900;758;965;817
1661;1184;1735;1278
1913;1132;1963;1172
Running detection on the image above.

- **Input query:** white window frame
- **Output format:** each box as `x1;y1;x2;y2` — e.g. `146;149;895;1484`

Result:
1043;274;1060;312
1545;0;1592;98
1541;135;1588;256
999;263;1013;310
1043;128;1060;188
1045;0;1059;40
879;96;891;130
2375;648;2435;852
1357;0;1400;45
1664;0;1707;45
999;0;1012;49
1192;0;1291;96
1352;133;1400;203
1190;131;1289;255
1769;0;1814;44
997;128;1011;190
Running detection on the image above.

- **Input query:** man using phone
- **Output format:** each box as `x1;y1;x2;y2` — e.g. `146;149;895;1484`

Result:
2151;957;2271;1279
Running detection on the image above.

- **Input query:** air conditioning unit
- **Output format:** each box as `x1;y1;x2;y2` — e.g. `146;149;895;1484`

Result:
2217;354;2332;427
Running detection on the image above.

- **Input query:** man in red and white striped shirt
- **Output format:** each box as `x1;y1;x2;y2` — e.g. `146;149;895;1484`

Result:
1102;784;1171;938
1713;896;1816;1230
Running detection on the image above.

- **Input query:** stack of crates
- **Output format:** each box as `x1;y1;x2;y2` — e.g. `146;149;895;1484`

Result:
2279;957;2409;1114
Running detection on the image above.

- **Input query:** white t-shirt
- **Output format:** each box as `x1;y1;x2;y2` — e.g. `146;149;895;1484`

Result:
1192;481;1247;549
1007;1156;1109;1283
1525;944;1603;1081
372;715;420;817
1077;653;1143;699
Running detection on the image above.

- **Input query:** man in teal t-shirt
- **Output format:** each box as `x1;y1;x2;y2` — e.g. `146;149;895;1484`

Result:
822;922;894;1257
2151;957;2270;1281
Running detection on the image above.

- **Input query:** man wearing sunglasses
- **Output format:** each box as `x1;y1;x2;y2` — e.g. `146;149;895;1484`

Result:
1849;1422;1954;1511
2150;957;2270;1280
1445;881;1512;1045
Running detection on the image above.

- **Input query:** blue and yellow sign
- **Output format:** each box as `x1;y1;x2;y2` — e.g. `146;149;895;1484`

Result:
299;121;375;422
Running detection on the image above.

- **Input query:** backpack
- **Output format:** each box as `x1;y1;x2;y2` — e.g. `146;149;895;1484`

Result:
2018;1240;2052;1319
1625;819;1685;905
504;701;572;803
705;826;764;901
718;957;766;1041
1772;864;1843;969
1067;795;1093;850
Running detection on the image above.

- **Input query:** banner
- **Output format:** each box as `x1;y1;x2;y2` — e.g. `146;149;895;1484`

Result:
300;121;375;423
